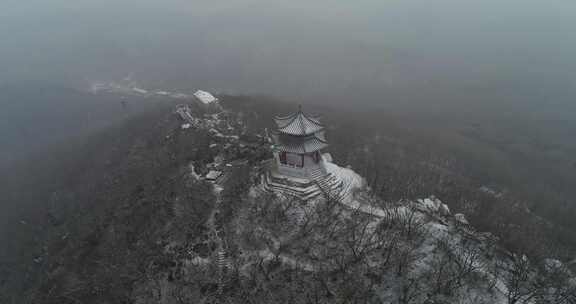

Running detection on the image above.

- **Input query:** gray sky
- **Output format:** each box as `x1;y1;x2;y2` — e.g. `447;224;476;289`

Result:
2;0;576;115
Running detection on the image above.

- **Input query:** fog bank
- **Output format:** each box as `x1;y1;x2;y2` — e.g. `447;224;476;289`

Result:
2;0;576;117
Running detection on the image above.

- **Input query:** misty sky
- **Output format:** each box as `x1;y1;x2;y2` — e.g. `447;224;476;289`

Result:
2;0;576;116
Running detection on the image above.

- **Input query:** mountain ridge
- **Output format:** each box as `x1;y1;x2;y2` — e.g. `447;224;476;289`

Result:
1;95;574;303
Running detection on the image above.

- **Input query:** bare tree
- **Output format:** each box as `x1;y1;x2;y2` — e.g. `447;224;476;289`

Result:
427;237;484;297
533;260;576;304
398;276;424;304
502;254;540;304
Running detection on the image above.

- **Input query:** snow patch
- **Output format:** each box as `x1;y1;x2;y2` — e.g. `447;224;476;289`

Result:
455;213;469;225
194;90;218;104
188;163;200;180
206;170;222;181
416;197;451;216
324;161;364;194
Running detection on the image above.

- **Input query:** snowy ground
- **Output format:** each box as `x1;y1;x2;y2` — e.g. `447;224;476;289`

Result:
247;160;517;303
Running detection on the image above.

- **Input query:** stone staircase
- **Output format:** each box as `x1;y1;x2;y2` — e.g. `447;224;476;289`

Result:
216;247;232;294
313;174;344;202
308;167;326;180
214;232;233;300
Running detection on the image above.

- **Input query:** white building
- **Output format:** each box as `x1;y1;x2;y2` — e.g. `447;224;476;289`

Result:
194;90;218;104
132;88;148;95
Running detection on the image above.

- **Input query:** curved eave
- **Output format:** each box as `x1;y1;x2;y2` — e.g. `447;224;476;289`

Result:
274;112;324;136
276;126;324;136
275;141;328;153
274;112;298;123
272;132;328;153
275;111;321;123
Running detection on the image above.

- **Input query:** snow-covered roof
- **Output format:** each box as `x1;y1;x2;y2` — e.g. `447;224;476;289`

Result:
194;90;218;104
454;213;469;225
205;170;222;181
272;131;328;153
274;108;324;136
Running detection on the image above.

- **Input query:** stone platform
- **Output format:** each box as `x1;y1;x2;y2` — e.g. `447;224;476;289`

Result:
261;165;343;201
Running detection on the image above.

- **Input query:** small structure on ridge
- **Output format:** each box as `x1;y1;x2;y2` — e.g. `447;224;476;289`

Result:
271;106;328;179
263;106;342;200
194;90;218;105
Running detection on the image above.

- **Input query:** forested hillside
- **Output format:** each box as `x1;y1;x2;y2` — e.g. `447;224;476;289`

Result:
0;94;574;303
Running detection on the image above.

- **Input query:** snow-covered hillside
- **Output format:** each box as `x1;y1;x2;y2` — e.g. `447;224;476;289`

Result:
10;96;574;304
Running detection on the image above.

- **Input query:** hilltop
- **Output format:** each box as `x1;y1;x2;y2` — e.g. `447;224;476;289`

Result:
1;94;574;303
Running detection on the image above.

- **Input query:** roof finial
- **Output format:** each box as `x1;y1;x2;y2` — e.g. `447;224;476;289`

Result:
298;104;302;113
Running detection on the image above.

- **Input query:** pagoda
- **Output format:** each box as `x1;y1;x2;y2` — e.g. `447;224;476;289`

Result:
264;106;341;200
272;106;328;179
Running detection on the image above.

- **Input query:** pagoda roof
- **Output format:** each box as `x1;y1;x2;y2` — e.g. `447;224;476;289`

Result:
274;108;324;136
272;131;328;153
